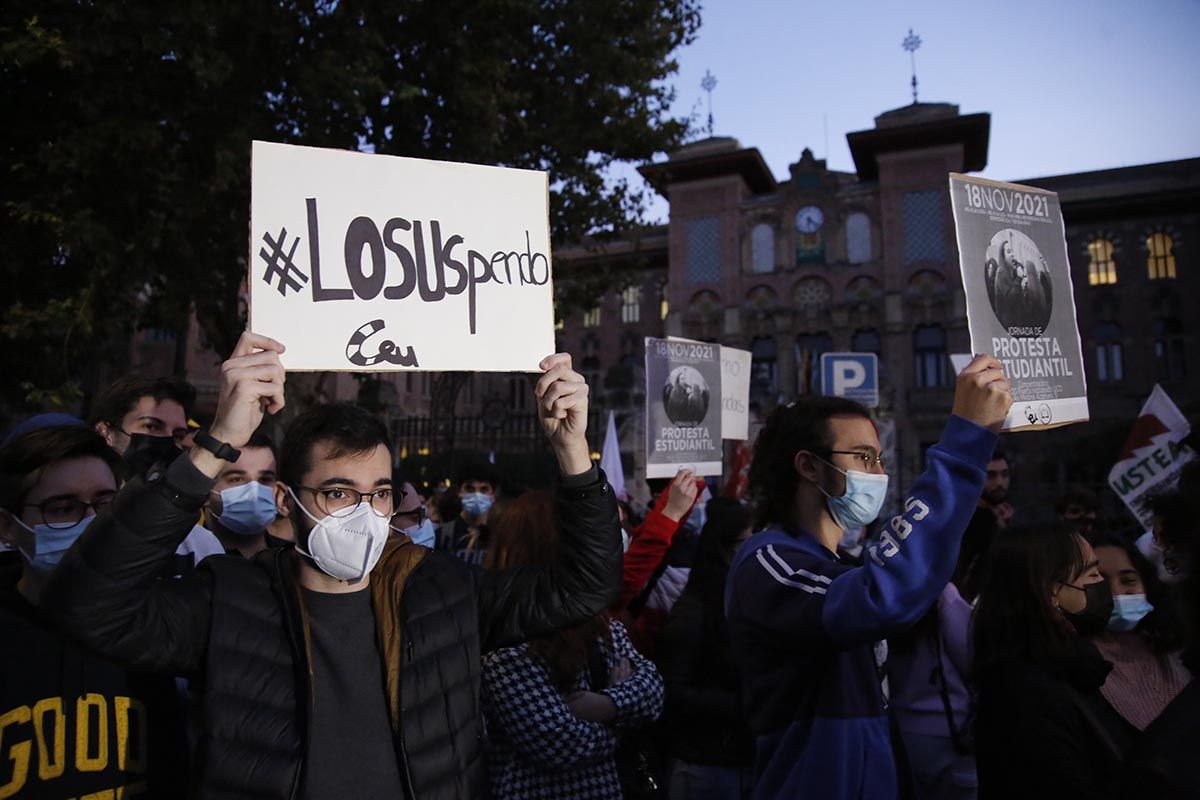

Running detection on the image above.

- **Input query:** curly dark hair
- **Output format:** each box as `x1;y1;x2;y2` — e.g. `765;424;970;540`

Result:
747;395;872;529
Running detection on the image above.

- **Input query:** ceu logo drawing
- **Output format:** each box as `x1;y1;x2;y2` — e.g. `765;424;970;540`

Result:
346;320;418;368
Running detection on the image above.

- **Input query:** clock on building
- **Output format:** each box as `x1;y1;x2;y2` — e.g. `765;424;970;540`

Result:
795;205;824;234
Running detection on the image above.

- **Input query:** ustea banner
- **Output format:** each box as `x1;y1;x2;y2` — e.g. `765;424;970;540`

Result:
1108;385;1195;530
645;337;723;478
249;141;555;372
949;174;1089;431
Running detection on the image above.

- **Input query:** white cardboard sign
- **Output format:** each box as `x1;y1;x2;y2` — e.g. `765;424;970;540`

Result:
249;141;555;372
668;337;751;441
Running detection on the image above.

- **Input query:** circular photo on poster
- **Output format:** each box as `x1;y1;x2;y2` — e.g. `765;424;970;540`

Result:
662;365;711;426
983;229;1054;337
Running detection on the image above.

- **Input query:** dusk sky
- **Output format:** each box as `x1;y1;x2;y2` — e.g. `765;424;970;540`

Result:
629;0;1200;222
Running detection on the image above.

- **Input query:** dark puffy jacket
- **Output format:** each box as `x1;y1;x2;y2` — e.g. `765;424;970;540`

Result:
44;454;621;800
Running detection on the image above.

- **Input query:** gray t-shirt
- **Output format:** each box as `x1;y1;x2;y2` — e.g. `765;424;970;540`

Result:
301;587;405;799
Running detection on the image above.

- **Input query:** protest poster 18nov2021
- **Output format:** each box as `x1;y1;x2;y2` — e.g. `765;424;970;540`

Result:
949;173;1089;431
249;140;555;372
645;336;723;478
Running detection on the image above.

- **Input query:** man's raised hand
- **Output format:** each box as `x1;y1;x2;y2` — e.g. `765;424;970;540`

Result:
951;354;1012;434
207;332;287;449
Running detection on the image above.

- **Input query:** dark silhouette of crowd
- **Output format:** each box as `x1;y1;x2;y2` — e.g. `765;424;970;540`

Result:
1;339;1195;800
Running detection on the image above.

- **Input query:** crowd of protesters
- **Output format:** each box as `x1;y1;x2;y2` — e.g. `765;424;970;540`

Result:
1;334;1196;800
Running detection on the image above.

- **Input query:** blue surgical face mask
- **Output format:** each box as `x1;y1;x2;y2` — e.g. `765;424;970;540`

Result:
15;515;95;575
213;481;278;536
392;518;436;548
461;492;494;518
814;455;890;531
1108;593;1154;633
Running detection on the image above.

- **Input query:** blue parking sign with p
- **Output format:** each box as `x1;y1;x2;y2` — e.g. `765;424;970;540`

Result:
820;353;879;408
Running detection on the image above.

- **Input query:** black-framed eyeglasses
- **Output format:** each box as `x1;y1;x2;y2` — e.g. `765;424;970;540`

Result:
23;495;115;529
295;485;401;518
819;449;886;470
117;425;190;445
392;504;427;524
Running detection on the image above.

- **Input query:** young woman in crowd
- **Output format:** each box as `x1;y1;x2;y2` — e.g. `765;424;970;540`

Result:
889;507;998;800
656;496;755;799
973;524;1135;799
1087;533;1191;730
481;490;664;800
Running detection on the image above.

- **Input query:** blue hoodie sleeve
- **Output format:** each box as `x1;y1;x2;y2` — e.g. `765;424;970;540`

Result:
729;415;995;649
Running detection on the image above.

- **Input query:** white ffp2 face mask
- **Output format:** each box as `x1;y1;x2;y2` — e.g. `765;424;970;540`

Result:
289;488;390;582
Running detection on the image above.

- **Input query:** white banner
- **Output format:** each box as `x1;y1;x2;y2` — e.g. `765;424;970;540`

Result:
669;337;750;440
1108;385;1196;529
249;141;555;372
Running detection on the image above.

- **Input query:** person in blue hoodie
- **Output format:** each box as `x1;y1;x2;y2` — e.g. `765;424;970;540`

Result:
725;354;1011;800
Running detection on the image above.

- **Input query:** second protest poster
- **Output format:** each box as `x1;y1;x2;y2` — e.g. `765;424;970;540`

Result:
949;173;1089;430
645;336;723;478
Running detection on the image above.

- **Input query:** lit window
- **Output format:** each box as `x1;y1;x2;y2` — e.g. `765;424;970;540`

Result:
659;282;669;320
1087;239;1117;285
1147;233;1177;280
583;305;601;328
621;285;641;324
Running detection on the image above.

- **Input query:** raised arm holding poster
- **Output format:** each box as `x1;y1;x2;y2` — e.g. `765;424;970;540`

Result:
949;174;1088;430
249;140;555;372
645;336;723;478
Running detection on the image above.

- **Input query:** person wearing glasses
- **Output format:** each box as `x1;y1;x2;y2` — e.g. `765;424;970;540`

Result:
390;477;437;548
725;355;1012;800
0;424;189;797
44;332;622;800
90;374;224;572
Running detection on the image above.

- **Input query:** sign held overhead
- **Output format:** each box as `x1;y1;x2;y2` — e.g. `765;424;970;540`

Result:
249;141;556;372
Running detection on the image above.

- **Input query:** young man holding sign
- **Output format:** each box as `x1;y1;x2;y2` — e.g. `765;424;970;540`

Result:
726;354;1011;800
44;332;622;800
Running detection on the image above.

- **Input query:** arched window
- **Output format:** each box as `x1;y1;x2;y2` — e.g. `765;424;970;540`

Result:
1147;233;1177;280
1094;322;1123;383
1087;239;1117;285
913;324;947;388
1153;318;1185;381
751;223;775;274
846;212;872;264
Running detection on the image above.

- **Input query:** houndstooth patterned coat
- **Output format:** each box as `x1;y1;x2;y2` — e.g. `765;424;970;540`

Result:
481;620;664;799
